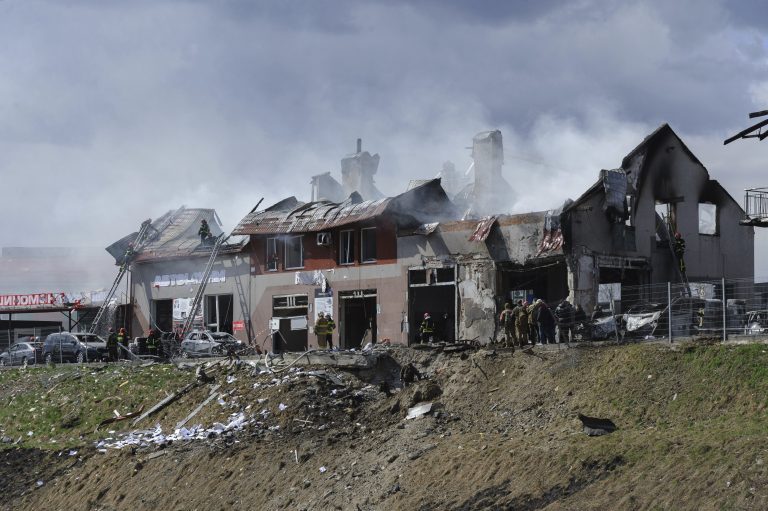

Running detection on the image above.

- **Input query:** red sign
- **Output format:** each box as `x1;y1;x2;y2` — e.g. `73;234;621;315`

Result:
0;293;63;308
232;320;245;332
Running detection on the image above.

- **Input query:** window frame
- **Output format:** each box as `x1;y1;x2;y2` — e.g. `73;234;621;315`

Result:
339;229;355;265
360;227;377;263
284;235;304;270
698;202;719;236
266;237;279;272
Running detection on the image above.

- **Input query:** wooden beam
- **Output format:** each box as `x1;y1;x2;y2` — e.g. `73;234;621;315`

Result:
749;109;768;119
131;382;198;427
723;118;768;145
175;385;221;430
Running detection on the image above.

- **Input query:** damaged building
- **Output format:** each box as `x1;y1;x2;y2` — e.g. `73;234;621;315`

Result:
108;207;253;340
232;179;456;351
111;124;753;348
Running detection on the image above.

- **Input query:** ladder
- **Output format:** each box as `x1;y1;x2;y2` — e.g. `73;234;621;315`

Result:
180;233;229;338
663;223;691;297
89;219;155;334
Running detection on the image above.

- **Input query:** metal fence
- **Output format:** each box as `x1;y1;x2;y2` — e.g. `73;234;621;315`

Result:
597;276;768;342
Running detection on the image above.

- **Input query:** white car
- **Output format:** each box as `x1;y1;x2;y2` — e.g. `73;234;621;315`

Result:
180;331;241;358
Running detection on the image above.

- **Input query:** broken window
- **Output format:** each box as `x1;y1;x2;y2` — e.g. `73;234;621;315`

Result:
339;230;354;265
284;236;304;269
624;196;634;227
409;269;427;285
266;237;278;271
655;202;677;242
698;203;717;235
361;227;376;263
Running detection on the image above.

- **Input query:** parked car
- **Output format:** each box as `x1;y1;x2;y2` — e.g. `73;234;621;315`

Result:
743;310;768;335
621;297;708;339
0;338;43;366
180;331;241;358
42;332;109;364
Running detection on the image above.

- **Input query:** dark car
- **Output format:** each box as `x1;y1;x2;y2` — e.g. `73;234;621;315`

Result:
0;339;44;366
180;331;241;358
43;332;109;364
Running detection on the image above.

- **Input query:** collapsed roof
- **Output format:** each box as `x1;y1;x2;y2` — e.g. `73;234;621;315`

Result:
106;207;246;265
233;179;456;235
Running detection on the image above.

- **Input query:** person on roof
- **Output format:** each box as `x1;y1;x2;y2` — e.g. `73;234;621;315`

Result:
198;219;211;243
419;313;434;343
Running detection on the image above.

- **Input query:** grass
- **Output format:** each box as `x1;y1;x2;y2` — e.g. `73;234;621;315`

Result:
0;363;191;449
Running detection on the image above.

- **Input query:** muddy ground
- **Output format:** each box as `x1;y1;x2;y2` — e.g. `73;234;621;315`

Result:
1;341;767;510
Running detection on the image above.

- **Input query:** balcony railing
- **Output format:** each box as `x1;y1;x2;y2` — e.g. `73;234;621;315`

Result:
742;187;768;226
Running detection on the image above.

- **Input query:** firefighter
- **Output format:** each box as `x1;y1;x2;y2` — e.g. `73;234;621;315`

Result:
555;300;575;343
513;300;529;346
198;219;211;243
499;302;516;347
146;328;159;357
673;232;686;276
107;328;118;362
325;314;336;350
315;312;329;349
116;328;128;360
419;313;434;343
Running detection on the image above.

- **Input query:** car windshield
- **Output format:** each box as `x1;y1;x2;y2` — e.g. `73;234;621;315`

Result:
210;333;236;342
74;334;104;343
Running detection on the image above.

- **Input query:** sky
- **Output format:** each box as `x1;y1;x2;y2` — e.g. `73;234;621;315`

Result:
1;0;768;277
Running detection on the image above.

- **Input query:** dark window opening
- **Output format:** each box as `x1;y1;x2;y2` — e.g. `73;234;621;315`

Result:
361;228;376;263
339;230;354;265
266;237;278;271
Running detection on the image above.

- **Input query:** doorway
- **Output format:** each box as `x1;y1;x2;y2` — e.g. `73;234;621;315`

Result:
339;289;377;349
408;267;456;344
152;299;173;332
271;294;308;352
205;294;234;334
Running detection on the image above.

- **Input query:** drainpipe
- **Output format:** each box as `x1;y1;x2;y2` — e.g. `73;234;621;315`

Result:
667;282;672;343
722;277;727;342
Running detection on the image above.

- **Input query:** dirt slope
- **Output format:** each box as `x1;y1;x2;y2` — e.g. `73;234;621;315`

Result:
2;342;767;510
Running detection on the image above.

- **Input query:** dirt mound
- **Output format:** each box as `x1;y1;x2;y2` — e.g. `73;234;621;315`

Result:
2;342;768;510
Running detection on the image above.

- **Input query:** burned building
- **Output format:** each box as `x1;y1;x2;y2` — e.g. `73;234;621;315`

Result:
563;124;754;312
114;124;753;350
108;207;252;340
232;180;456;351
399;124;753;342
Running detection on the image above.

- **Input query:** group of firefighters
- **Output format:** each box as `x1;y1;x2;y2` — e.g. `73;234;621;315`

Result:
105;327;170;361
418;299;585;346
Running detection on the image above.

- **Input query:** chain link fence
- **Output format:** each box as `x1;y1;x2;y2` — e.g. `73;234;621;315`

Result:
597;276;768;342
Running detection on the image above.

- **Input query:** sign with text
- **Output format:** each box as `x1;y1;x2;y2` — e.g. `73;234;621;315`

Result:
153;270;225;287
0;293;63;308
232;320;245;332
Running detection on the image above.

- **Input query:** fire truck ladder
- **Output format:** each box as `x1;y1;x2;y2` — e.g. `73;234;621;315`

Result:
180;233;228;338
89;219;155;334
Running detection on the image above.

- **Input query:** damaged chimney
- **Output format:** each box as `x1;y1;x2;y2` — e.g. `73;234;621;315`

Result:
341;138;384;201
457;130;514;217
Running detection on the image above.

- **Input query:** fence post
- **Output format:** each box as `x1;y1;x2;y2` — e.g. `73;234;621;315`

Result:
722;277;727;342
668;281;673;343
